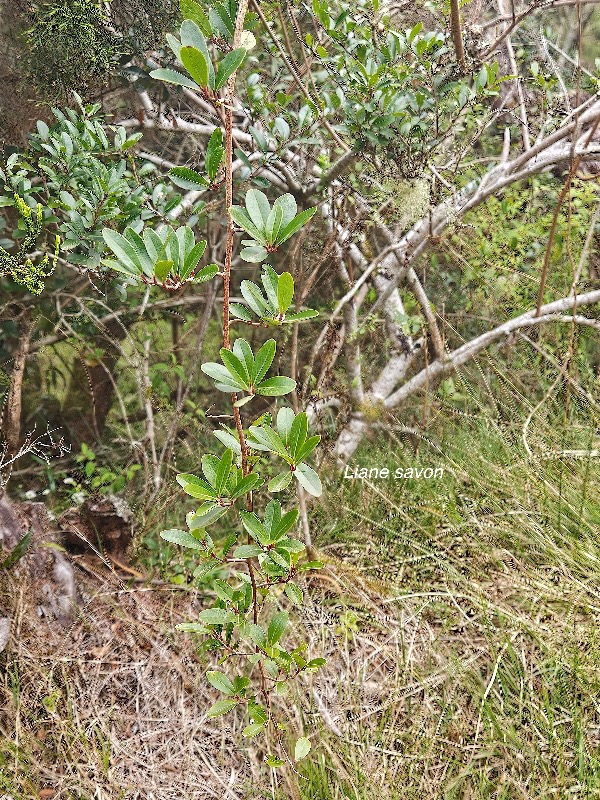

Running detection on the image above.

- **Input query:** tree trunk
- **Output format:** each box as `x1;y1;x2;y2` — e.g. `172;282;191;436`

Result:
3;311;34;456
0;2;45;149
61;323;128;446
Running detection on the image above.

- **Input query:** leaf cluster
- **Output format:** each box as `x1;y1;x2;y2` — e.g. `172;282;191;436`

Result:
102;224;217;289
231;265;318;326
201;338;296;406
150;18;248;98
231;189;317;263
1;99;174;272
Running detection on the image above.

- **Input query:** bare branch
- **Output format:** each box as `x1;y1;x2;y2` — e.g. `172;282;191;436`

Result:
497;0;531;150
384;289;600;410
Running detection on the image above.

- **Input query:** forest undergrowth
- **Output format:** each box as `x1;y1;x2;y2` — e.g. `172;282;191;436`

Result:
2;340;599;800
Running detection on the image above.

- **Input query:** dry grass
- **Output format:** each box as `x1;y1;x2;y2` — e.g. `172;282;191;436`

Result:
3;526;600;799
1;570;256;798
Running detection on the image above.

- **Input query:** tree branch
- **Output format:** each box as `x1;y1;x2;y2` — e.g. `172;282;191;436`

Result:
449;0;466;72
384;289;600;409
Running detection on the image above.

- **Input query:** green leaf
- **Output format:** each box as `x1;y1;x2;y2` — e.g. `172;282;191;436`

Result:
229;473;263;499
149;68;200;91
180;19;210;56
1;530;31;570
180;19;215;86
246;624;267;647
233;544;263;558
201;454;219;487
142;228;165;263
36;120;49;140
240;511;269;545
181;238;207;278
245;189;271;232
214;428;242;455
294;463;322;497
169;167;209;190
292;651;307;669
240;245;269;263
253;339;276;384
247;425;288;457
221;348;251;388
192;263;219;283
268;548;291;570
268;471;293;492
264;499;282;534
261;265;280;309
101;258;138;278
276;207;318;245
215;449;233;495
284;309;319;323
230;206;266;243
102;229;142;274
205;128;224;181
180;0;211;36
241;280;271;316
160;529;207;549
295;435;321;463
192;559;221;579
242;722;265;737
202;362;246;391
220;533;238;558
277;272;294;315
154;260;173;283
476;65;488;89
273;509;299;539
276;407;295;443
180;46;210;88
256;376;296;397
206;670;235;695
122;132;143;150
166;33;182;62
266;203;284;245
199;608;233;626
273;193;297;229
209;3;234;37
288;413;308;460
188;503;228;529
124;228;154;277
294;737;311;761
176;622;209;633
267;611;288;645
215;48;247;91
230;302;254;322
207;699;238;717
284;582;303;605
233;395;254;407
176;473;216;500
277;538;305;556
233;338;255;381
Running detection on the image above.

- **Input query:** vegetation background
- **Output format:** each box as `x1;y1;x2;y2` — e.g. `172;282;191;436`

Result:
0;0;599;797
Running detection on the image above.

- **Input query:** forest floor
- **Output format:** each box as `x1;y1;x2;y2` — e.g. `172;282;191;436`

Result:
2;397;600;800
